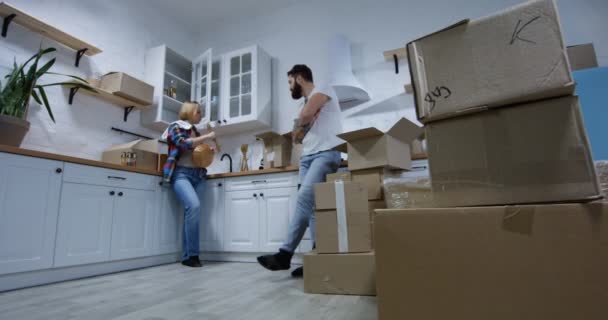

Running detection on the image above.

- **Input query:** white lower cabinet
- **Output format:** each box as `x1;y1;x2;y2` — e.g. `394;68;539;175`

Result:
156;185;181;255
0;153;63;275
110;189;156;260
54;183;115;267
259;187;297;252
224;190;260;252
200;180;225;252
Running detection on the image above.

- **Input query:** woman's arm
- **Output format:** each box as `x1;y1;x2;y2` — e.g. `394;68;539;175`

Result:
169;125;215;151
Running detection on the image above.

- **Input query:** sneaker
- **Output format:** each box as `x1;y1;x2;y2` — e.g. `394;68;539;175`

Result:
257;249;293;271
181;256;202;268
291;266;303;278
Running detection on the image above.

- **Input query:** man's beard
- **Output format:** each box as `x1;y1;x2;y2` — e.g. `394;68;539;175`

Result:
291;83;303;100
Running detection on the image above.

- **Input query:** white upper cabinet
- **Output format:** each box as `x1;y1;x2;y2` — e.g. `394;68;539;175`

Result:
220;45;271;134
143;44;271;134
142;45;193;132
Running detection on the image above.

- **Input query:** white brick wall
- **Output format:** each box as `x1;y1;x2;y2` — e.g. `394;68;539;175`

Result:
2;0;197;160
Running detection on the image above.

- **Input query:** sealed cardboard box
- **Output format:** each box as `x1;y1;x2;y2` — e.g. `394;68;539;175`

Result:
327;169;385;200
326;171;351;183
314;181;370;253
408;0;574;123
374;203;608;320
304;251;376;296
368;200;386;248
383;168;434;209
314;181;368;210
427;96;601;207
256;131;293;168
337;118;422;171
567;43;598;71
316;208;371;254
102;139;160;171
100;72;154;105
158;154;168;173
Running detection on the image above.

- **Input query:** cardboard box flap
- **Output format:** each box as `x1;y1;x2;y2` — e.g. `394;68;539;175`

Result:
134;139;160;153
256;131;284;141
337;127;384;142
334;143;347;153
386;118;423;143
104;139;142;151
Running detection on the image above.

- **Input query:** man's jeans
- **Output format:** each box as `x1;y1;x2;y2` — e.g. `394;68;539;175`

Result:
280;150;341;253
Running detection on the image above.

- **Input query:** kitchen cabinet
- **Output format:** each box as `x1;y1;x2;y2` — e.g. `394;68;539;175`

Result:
220;45;271;133
110;189;156;260
0;153;63;275
259;187;297;252
143;44;271;134
156;185;181;255
142;45;194;131
54;183;115;267
200;179;225;252
224;172;299;253
224;190;260;252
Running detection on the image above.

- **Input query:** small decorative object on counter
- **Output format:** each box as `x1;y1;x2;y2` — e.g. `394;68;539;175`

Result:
259;159;264;170
121;151;137;167
240;144;249;171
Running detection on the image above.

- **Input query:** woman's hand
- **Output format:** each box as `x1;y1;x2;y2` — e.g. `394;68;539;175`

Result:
191;132;216;147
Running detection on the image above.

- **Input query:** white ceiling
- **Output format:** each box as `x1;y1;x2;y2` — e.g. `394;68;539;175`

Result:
143;0;301;33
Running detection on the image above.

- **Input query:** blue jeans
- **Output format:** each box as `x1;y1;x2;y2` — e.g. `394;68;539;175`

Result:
171;166;207;261
281;150;342;253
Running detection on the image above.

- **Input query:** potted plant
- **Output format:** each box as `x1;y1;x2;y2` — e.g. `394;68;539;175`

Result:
0;47;95;147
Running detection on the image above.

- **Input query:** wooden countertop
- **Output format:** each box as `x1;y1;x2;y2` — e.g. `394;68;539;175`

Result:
0;145;428;180
0;145;302;179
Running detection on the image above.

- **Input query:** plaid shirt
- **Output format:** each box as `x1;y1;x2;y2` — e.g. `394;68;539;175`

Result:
162;123;200;183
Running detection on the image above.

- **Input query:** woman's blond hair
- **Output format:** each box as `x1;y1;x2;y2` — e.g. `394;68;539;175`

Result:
178;101;200;122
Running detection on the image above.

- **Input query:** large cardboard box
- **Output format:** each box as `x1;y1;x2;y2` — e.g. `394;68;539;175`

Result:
256;131;293;168
408;0;574;123
102;139;161;171
337;118;422;171
100;72;154;105
314;181;370;253
304;251;376;296
567;43;598;71
327;168;385;200
427;96;601;207
368;200;386;248
374;203;608;320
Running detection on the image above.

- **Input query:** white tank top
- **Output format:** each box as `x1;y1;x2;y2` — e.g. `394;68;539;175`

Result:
300;84;344;156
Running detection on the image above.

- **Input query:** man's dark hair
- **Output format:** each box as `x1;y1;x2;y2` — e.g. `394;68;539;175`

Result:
287;64;313;82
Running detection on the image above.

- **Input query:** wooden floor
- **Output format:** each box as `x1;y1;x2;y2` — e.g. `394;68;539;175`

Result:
0;262;377;320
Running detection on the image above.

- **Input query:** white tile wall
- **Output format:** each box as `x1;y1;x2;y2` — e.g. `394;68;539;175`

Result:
1;0;197;160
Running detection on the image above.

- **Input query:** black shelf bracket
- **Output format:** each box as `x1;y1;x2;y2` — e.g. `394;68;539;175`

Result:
2;13;16;38
123;106;135;122
68;87;79;105
393;54;399;74
75;48;87;67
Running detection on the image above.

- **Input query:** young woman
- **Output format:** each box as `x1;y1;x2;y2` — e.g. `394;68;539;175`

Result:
161;101;216;268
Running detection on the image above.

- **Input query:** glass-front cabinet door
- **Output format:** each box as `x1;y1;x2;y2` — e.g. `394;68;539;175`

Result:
223;46;256;124
191;49;212;124
210;59;222;125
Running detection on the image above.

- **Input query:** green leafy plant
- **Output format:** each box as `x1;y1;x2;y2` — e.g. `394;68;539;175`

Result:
0;47;96;123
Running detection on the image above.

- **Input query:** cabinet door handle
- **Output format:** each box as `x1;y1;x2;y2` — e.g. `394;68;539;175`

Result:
223;119;227;123
218;183;223;187
260;193;264;197
217;120;221;125
251;180;267;184
108;176;127;181
109;191;115;196
55;168;62;173
253;193;257;198
118;192;124;197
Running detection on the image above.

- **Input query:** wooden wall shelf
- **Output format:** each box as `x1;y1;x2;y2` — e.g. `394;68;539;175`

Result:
63;83;150;122
0;2;102;66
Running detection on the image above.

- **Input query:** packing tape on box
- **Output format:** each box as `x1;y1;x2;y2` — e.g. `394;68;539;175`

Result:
334;180;349;253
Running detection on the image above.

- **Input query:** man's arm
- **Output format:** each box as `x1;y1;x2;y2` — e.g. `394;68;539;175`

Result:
298;93;329;125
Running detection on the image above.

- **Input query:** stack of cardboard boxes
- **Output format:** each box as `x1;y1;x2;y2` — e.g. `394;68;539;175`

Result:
304;117;422;295
374;1;607;319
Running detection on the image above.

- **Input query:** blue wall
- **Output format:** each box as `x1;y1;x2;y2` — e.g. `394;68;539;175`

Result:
574;67;608;160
